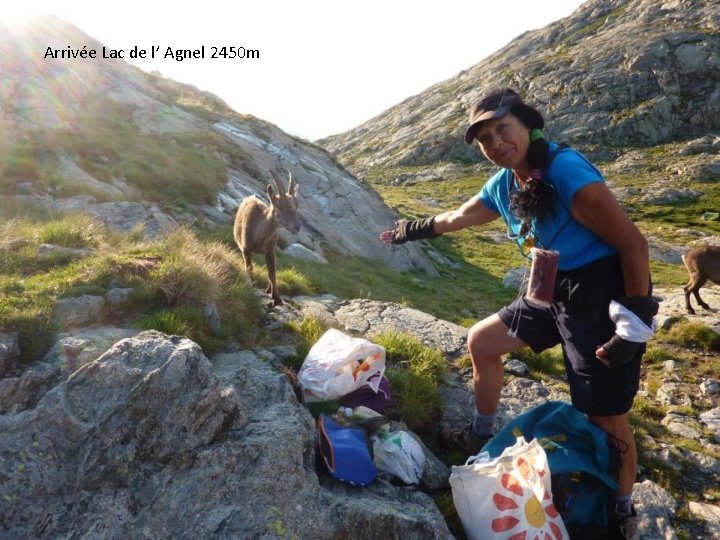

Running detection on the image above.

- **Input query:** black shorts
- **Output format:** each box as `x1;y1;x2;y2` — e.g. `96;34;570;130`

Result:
498;255;643;417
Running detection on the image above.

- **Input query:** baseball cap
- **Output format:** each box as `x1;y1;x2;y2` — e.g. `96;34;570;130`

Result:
464;89;525;144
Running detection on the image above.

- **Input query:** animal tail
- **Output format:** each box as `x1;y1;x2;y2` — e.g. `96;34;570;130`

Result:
680;250;694;272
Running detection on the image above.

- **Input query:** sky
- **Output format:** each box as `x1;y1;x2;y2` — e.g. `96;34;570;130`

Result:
4;0;586;141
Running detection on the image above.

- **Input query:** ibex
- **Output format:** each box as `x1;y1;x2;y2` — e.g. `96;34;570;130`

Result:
682;244;720;314
233;171;301;306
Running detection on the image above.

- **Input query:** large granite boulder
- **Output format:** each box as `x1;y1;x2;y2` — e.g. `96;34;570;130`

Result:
0;331;451;539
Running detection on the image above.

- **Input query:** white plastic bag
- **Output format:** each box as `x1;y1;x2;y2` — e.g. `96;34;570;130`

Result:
372;430;426;485
298;329;385;402
449;437;569;540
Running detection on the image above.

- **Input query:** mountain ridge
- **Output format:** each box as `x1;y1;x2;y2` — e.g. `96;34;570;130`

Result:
320;0;720;172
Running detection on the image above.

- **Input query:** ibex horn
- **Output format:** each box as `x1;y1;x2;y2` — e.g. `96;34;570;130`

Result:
270;170;287;198
287;171;295;193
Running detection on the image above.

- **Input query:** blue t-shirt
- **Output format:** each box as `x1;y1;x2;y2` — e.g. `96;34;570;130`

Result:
478;143;617;270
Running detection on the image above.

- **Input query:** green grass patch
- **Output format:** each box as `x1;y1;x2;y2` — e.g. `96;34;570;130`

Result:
676;438;720;460
649;260;693;291
10;312;58;366
454;355;473;369
372;331;445;433
0;214;265;367
37;215;105;249
277;245;515;324
385;369;443;432
135;303;249;357
657;321;720;351
510;345;566;378
372;331;446;383
144;228;265;348
60;284;108;299
249;262;317;299
0;214;103;274
642;345;679;366
137;309;197;338
631;396;666;425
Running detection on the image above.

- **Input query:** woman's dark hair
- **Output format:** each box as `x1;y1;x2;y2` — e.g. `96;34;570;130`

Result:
507;101;554;224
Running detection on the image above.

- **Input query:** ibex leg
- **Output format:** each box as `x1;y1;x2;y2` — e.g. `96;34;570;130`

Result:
684;275;708;314
692;276;710;310
242;249;254;282
265;249;283;306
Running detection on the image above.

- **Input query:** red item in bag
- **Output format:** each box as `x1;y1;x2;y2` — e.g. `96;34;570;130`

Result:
526;248;559;307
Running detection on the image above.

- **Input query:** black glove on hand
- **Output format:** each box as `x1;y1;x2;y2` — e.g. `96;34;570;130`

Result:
391;216;440;244
600;295;659;368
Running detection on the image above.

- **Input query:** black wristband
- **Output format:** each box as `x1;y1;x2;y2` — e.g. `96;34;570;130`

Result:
616;296;659;327
391;216;440;244
600;335;644;368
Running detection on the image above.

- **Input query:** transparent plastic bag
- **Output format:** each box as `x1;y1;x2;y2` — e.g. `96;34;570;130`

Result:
372;430;426;485
298;329;386;402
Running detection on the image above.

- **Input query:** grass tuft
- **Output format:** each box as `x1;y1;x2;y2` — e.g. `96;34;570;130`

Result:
372;331;446;384
371;331;446;432
0;215;265;366
658;321;720;351
510;346;566;378
385;369;444;432
284;317;332;370
642;346;679;365
38;215;106;249
137;309;196;338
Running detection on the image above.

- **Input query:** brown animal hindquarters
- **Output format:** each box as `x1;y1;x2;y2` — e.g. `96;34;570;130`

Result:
682;245;720;314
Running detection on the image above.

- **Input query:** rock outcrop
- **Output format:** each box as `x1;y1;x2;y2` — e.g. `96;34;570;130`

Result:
0;330;451;539
3;289;719;538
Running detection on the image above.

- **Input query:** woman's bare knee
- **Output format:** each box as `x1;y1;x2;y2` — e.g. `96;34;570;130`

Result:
467;314;527;364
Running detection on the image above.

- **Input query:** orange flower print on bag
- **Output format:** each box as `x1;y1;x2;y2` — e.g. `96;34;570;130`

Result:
491;457;565;540
450;438;569;540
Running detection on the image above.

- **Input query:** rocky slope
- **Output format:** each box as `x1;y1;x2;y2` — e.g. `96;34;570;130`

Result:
320;0;720;171
1;286;718;538
0;16;434;274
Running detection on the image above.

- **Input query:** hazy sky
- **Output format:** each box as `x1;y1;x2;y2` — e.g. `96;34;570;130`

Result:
5;0;586;140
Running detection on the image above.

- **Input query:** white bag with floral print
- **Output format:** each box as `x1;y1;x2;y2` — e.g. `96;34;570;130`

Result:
450;437;569;540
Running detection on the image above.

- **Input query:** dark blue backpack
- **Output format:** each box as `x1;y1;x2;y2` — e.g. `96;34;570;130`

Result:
482;401;623;539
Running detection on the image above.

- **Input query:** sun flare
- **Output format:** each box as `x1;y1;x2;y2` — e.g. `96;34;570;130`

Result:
0;9;39;26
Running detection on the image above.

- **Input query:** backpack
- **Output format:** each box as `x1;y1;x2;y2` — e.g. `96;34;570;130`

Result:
482;401;623;539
